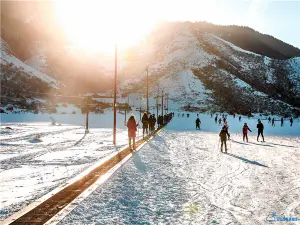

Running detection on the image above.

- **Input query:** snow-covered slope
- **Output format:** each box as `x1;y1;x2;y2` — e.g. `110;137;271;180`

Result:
117;23;300;115
1;39;58;86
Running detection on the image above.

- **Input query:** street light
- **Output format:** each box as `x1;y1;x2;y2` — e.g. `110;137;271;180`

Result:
113;44;117;145
146;67;149;115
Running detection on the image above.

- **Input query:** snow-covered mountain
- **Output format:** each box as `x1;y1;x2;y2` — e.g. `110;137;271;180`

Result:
1;38;59;102
117;22;300;115
1;18;300;115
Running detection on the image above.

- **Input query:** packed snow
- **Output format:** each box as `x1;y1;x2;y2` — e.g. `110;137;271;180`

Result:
57;113;300;225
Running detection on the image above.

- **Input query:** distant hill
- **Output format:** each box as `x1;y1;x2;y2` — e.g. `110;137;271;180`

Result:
190;22;300;59
116;22;300;115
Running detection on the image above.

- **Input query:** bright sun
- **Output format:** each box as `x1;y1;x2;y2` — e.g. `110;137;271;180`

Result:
54;0;159;54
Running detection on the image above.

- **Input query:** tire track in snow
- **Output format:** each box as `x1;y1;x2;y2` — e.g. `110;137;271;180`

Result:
0;130;114;170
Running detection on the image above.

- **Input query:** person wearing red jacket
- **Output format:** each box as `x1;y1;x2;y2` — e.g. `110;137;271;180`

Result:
127;115;138;150
242;123;252;142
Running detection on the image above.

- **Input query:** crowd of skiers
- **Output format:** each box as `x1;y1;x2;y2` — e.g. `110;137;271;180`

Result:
126;112;174;150
218;117;265;153
128;110;295;151
267;116;294;127
211;113;295;153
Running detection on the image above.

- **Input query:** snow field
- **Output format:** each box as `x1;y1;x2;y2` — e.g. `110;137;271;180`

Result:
0;120;144;220
58;117;300;224
1;112;299;223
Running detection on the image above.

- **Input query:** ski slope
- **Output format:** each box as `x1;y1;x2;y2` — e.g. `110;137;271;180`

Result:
56;114;300;225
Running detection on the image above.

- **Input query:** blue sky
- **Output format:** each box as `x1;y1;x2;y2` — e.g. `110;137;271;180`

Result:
216;0;300;48
156;0;300;48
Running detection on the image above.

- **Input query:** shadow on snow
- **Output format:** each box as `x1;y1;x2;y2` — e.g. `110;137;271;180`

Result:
227;153;268;167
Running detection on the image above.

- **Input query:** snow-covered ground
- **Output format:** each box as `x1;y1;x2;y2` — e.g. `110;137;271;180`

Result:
0;109;145;128
0;110;145;221
1;112;299;223
58;114;300;224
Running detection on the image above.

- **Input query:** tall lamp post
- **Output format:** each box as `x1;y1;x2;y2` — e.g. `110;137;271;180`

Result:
146;67;149;115
161;88;164;118
113;45;117;145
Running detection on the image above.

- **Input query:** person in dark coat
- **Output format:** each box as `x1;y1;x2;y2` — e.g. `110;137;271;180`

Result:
218;118;222;125
223;122;230;140
195;118;201;130
164;114;168;124
151;114;156;132
239;116;241;122
242;123;252;142
219;126;230;153
272;118;275;127
215;115;218;123
127;115;138;149
281;117;284;127
268;117;271;123
142;112;149;137
257;119;265;142
290;117;293;126
159;115;163;126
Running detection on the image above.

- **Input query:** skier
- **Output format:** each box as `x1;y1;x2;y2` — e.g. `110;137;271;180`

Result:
242;123;252;142
50;116;56;125
215;115;218;123
187;113;190;118
223;122;230;140
257;119;265;142
218;118;222;125
195;118;201;130
281;117;284;127
290;117;293;126
127;115;138;150
268;117;271;123
272;118;275;127
239;116;241;122
142;112;149;138
211;114;213;118
178;113;180;118
182;113;184;118
223;117;226;123
219;126;230;153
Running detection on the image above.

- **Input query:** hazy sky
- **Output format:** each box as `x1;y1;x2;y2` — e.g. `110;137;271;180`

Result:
157;0;300;48
53;0;300;51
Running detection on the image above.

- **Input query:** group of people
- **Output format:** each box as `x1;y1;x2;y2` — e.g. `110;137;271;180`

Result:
142;113;157;135
214;114;229;125
268;117;294;127
128;111;295;151
126;112;174;150
219;119;265;153
178;113;190;118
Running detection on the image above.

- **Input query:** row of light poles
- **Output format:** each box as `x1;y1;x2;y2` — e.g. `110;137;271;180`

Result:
113;45;169;145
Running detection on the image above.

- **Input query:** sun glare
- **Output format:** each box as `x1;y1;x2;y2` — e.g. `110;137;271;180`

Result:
54;0;159;54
